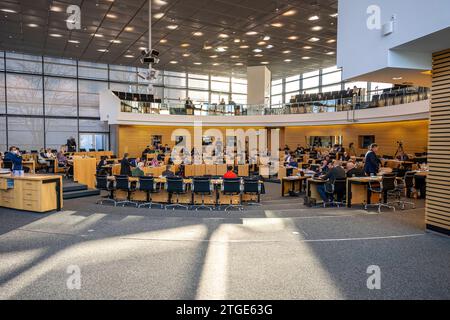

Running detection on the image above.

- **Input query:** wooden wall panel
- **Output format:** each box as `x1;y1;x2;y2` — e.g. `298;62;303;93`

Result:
285;120;429;156
426;49;450;235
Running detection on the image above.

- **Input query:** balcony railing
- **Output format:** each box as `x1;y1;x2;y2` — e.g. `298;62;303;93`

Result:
118;86;430;116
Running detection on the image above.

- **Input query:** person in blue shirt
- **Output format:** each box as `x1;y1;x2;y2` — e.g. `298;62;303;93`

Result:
4;146;24;171
364;143;382;176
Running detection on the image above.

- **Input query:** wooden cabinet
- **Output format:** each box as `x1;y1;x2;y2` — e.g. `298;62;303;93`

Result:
0;175;63;213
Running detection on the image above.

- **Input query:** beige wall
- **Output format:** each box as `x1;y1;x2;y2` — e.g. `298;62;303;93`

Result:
284;120;429;156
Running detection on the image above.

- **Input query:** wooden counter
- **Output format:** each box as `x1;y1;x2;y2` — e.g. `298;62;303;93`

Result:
73;157;97;189
0;174;63;212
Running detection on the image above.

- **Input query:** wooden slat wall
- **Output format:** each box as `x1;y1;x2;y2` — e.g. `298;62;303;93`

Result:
285;120;429;156
426;49;450;235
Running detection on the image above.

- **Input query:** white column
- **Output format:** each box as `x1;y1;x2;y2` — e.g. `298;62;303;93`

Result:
247;66;271;106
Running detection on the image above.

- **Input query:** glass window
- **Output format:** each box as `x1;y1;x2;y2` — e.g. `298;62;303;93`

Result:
286;75;300;82
0;116;6;152
271;95;282;106
44;77;77;116
43;57;77;77
322;84;342;93
231;94;247;105
110;65;137;83
285;93;299;102
345;81;368;91
6;52;42;74
166;88;186;101
304;88;319;94
322;71;342;85
271;79;282;86
78;61;108;80
6;74;43;115
272;84;282;95
303;70;319;78
0;51;4;71
211;81;230;92
7;116;44;151
109;82;136;92
165;76;186;87
165;71;186;77
285;80;300;93
79;80;108;117
370;82;393;91
80;133;108;151
189;78;209;90
79;120;109;132
45;118;78;150
302;76;319;90
232;81;247;94
0;72;5;114
189;90;209;104
322;65;340;74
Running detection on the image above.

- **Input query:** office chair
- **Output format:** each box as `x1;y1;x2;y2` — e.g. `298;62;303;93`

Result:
393;172;416;210
242;178;262;206
114;175;138;207
365;173;397;213
95;175;116;206
191;177;214;211
222;178;243;211
324;178;347;208
79;148;86;152
137;176;163;209
165;176;188;210
89;148;96;152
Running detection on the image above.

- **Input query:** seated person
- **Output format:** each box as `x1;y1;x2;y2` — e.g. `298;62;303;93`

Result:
141;146;152;159
345;162;364;177
120;153;134;176
97;156;108;175
162;164;175;177
317;161;347;203
320;160;330;174
132;162;145;177
148;158;160;167
341;151;351;161
295;145;305;156
223;165;238;179
4;146;27;172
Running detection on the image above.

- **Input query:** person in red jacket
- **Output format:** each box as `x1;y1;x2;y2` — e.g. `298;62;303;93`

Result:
223;165;237;179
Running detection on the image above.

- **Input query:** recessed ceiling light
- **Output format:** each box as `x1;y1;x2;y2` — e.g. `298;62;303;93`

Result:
303;46;312;49
254;54;263;57
302;56;311;60
125;26;135;32
49;33;62;38
209;55;218;58
160;39;168;43
239;45;249;49
263;36;271;41
261;61;269;65
257;41;267;46
282;50;291;54
392;77;403;80
266;44;274;49
182;53;191;57
308;15;319;21
218;33;229;38
253;48;262;53
246;31;258;36
212;63;220;66
106;13;117;19
235;63;243;66
288;36;298;40
97;49;109;52
330;13;338;18
139;47;147;51
203;45;213;50
50;6;62;12
110;39;122;44
1;8;17;13
180;43;190;47
283;9;297;16
271;22;283;28
284;59;292;62
193;31;204;36
68;40;80;44
231;55;239;58
326;39;336;43
194;62;202;65
169;61;178;64
215;46;228;52
26;23;38;28
311;26;323;31
92;33;104;38
167;25;178;30
154;0;168;6
326;51;335;55
308;37;320;42
124;54;135;58
153;13;165;19
234;39;241;43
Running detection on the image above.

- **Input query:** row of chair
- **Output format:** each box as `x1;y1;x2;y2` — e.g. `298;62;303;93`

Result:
96;175;262;211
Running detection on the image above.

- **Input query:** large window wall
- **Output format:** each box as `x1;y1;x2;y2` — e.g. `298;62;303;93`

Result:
0;51;247;151
271;65;393;107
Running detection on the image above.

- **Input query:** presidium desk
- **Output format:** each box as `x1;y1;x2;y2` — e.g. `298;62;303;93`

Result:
0;174;63;213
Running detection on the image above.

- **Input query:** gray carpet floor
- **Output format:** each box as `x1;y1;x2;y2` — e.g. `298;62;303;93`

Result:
0;182;449;300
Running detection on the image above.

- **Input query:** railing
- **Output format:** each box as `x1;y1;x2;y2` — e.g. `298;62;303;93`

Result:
118;86;430;117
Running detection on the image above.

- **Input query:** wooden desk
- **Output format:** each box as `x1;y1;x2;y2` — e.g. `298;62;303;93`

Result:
307;178;326;204
0;174;63;212
346;177;382;208
22;160;36;174
282;176;308;197
73;157;97;189
72;151;113;160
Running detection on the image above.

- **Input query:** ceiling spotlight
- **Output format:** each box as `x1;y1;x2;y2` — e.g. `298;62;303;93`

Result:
215;46;228;52
27;23;38;28
302;56;311;60
212;63;220;66
326;39;336;43
266;44;274;49
303;46;312;49
283;9;297;16
194;62;202;65
253;48;262;53
203;45;213;50
154;0;168;6
182;53;191;57
49;33;62;38
235;63;243;66
254;54;263;57
234;39;241;43
180;43;190;47
246;31;258;36
209;55;218;58
392;77;403;80
153;13;165;19
106;13;118;19
218;33;229;38
125;26;135;32
288;36;298;40
330;13;338;18
257;41;267;46
110;39;122;44
284;59;292;62
97;49;109;52
308;15;319;21
231;55;239;58
92;33;104;38
311;26;323;31
271;22;283;28
167;25;178;30
308;37;320;42
50;6;63;12
139;47;147;51
124;54;135;58
193;31;204;36
169;61;178;64
160;39;168;43
263;36;271;41
282;50;291;54
326;51;335;55
68;40;80;44
1;8;17;13
240;45;249;49
260;61;269;65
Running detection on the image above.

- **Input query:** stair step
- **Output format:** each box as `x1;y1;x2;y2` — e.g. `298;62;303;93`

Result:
63;185;88;193
63;188;100;200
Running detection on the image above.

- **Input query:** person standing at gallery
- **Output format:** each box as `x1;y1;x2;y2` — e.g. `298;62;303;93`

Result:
67;136;77;152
